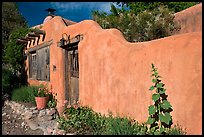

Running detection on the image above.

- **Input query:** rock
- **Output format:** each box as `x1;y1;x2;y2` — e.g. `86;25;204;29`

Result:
47;127;53;134
27;120;39;130
2;113;6;116
56;129;66;135
16;109;21;114
47;109;56;116
30;107;37;110
38;110;46;117
21;122;25;127
38;115;53;122
32;110;39;114
52;129;57;135
66;133;75;135
24;111;33;119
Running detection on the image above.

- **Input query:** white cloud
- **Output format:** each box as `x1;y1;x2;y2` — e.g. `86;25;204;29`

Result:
50;2;113;13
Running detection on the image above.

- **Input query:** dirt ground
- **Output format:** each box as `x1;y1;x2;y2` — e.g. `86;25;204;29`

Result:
2;101;44;135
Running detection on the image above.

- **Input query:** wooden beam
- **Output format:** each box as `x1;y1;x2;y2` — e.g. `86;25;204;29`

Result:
27;39;53;53
28;32;40;37
33;29;46;35
59;34;83;49
17;39;29;43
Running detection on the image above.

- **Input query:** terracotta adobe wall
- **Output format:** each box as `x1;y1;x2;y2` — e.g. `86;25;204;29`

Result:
25;4;202;135
25;16;72;113
64;20;202;135
62;4;202;133
173;3;202;35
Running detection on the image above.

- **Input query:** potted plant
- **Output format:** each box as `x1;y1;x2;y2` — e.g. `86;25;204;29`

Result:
33;85;50;110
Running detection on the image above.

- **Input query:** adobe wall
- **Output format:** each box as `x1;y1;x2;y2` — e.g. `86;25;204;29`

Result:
26;16;68;113
25;3;202;135
173;3;202;35
63;18;202;134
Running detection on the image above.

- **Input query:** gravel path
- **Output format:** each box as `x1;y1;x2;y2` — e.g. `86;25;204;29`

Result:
2;102;44;135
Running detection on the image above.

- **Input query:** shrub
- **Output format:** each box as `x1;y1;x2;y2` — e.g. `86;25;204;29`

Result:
103;115;137;135
2;67;20;96
11;86;39;105
93;5;180;42
57;105;106;135
57;104;186;135
166;124;187;135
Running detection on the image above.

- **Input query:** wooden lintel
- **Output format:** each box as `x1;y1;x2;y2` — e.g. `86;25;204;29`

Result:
59;34;83;49
34;29;46;35
17;39;29;43
25;36;35;40
27;39;53;53
28;32;40;37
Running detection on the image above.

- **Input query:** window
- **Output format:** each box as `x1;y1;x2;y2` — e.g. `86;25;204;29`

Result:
28;46;50;81
31;52;37;78
70;50;79;78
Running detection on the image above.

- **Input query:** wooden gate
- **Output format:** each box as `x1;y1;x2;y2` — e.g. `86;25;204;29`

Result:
65;49;79;105
60;34;83;106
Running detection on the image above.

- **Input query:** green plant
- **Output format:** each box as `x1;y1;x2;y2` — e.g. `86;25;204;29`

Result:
165;124;187;135
47;92;57;108
103;115;136;135
146;63;173;135
33;84;50;97
92;3;180;42
11;86;38;105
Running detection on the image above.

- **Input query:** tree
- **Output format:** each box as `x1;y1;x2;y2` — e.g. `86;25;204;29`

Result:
117;2;199;14
92;2;198;42
2;2;28;63
2;2;30;93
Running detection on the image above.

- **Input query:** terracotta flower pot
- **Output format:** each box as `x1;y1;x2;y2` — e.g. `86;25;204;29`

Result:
35;96;49;110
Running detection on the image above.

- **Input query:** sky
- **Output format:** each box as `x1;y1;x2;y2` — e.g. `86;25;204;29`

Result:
16;2;117;27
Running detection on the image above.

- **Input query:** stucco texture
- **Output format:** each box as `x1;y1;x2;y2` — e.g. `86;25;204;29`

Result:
26;3;202;135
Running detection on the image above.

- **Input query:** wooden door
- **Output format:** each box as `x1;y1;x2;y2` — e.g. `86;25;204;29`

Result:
65;49;79;105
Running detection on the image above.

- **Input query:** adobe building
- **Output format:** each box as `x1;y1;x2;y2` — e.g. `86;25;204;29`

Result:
18;4;202;135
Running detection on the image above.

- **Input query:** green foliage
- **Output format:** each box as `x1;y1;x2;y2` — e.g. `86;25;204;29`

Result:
2;68;19;96
146;63;173;135
92;4;180;42
11;86;39;105
165;124;187;135
103;115;139;135
57;106;106;135
3;27;31;71
92;2;198;42
2;2;27;45
57;105;186;135
47;92;57;108
118;2;199;14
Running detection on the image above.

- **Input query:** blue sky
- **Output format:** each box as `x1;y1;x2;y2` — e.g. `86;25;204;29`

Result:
16;2;117;27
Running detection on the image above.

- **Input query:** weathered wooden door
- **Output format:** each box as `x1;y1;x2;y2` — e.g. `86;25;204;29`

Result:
65;49;79;105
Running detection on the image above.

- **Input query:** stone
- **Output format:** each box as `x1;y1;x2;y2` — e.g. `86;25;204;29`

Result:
24;111;33;119
47;109;56;116
27;120;39;130
52;129;57;135
30;107;37;110
47;127;53;134
2;113;6;116
21;122;25;127
57;129;66;135
32;110;39;114
38;115;53;122
38;110;46;117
